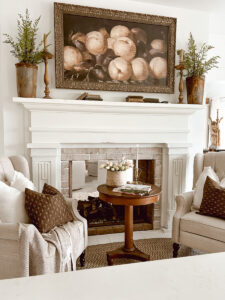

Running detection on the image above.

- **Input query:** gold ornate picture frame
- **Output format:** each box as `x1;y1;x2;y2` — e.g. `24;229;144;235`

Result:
54;2;176;93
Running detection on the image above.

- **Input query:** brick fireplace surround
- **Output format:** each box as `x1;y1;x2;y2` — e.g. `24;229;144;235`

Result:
61;146;162;229
14;97;207;230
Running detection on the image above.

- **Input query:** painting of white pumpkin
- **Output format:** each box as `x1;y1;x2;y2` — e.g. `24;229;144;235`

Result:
63;14;168;86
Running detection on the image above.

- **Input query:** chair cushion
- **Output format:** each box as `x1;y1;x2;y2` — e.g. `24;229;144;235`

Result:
10;171;35;192
180;211;225;243
220;177;225;187
0;181;30;223
25;184;74;233
193;166;219;210
198;176;225;220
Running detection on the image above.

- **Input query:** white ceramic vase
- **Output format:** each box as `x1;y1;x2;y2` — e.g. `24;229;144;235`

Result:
106;170;128;187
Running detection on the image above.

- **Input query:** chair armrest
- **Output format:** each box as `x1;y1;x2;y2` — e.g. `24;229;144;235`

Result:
65;198;88;249
172;191;194;244
0;223;19;240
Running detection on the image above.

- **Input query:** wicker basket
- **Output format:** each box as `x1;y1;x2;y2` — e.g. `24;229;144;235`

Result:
106;170;128;187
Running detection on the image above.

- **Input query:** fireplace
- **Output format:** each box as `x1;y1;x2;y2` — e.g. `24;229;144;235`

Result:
61;147;162;232
78;195;154;235
14;97;206;230
66;155;157;235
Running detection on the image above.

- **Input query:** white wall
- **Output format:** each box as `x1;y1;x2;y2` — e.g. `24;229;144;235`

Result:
1;0;211;155
206;13;225;148
0;7;5;156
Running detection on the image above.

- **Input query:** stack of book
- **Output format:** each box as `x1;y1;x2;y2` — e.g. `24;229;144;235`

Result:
77;92;103;101
143;98;159;103
113;184;152;196
126;96;143;103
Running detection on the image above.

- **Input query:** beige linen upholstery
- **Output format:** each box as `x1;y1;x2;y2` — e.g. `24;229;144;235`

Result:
172;191;194;243
0;156;87;279
10;155;30;180
0;157;15;183
180;212;225;243
172;152;225;254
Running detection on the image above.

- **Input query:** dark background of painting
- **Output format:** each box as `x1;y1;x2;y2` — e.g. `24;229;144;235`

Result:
63;13;168;86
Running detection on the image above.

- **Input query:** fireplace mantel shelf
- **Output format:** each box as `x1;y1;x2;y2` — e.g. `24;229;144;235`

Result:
13;97;206;115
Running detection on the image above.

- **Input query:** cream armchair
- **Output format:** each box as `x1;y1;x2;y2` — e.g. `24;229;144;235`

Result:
0;156;87;279
172;152;225;257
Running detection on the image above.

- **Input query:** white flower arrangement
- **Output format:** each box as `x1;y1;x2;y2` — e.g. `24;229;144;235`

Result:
100;157;133;172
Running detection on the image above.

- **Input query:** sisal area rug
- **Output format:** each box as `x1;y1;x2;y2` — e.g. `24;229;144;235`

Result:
77;238;199;270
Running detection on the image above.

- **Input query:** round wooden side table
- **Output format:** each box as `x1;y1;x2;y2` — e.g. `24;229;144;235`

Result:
97;184;161;265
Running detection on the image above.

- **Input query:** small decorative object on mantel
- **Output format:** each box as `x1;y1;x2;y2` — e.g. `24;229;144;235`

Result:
126;96;143;103
209;109;223;150
183;33;220;105
76;93;103;101
42;33;53;99
100;157;133;187
143;98;159;103
175;49;185;104
126;96;165;104
3;9;46;98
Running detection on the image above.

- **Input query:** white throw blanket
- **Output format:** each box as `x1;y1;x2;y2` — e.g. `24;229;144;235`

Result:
18;221;81;277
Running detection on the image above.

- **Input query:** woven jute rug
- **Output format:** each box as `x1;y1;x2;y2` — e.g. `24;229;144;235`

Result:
77;238;199;270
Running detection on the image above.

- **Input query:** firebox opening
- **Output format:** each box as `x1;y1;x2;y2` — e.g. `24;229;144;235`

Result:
71;159;156;235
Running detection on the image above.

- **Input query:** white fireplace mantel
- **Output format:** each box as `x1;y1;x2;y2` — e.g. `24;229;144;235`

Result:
13;98;205;116
14;97;207;229
13;97;206;145
14;97;204;113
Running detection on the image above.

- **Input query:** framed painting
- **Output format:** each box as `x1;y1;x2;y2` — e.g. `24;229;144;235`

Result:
54;2;176;93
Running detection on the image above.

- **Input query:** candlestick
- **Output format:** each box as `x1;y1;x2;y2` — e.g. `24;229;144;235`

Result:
179;49;184;63
175;50;185;104
44;33;47;50
42;33;53;99
136;144;139;170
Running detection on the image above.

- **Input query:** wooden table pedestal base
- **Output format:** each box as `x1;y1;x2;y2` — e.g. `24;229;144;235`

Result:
97;184;160;266
107;246;150;266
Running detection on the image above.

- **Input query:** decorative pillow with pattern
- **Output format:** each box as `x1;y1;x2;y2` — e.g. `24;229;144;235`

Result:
25;184;73;233
198;176;225;220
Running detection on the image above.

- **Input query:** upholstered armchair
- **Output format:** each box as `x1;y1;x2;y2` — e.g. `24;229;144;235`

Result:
0;156;87;279
172;152;225;257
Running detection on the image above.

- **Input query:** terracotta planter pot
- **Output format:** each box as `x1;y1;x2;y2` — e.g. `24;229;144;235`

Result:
106;170;128;187
186;76;205;104
15;63;38;98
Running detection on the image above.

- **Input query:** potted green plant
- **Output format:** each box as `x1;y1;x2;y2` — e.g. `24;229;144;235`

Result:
183;33;220;104
4;9;45;98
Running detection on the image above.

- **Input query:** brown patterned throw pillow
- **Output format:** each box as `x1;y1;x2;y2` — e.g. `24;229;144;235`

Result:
198;176;225;220
25;184;73;233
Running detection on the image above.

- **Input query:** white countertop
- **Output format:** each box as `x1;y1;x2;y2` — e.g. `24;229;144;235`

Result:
1;252;225;300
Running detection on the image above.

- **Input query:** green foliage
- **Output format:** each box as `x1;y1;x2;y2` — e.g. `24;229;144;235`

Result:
183;33;220;77
3;9;45;65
